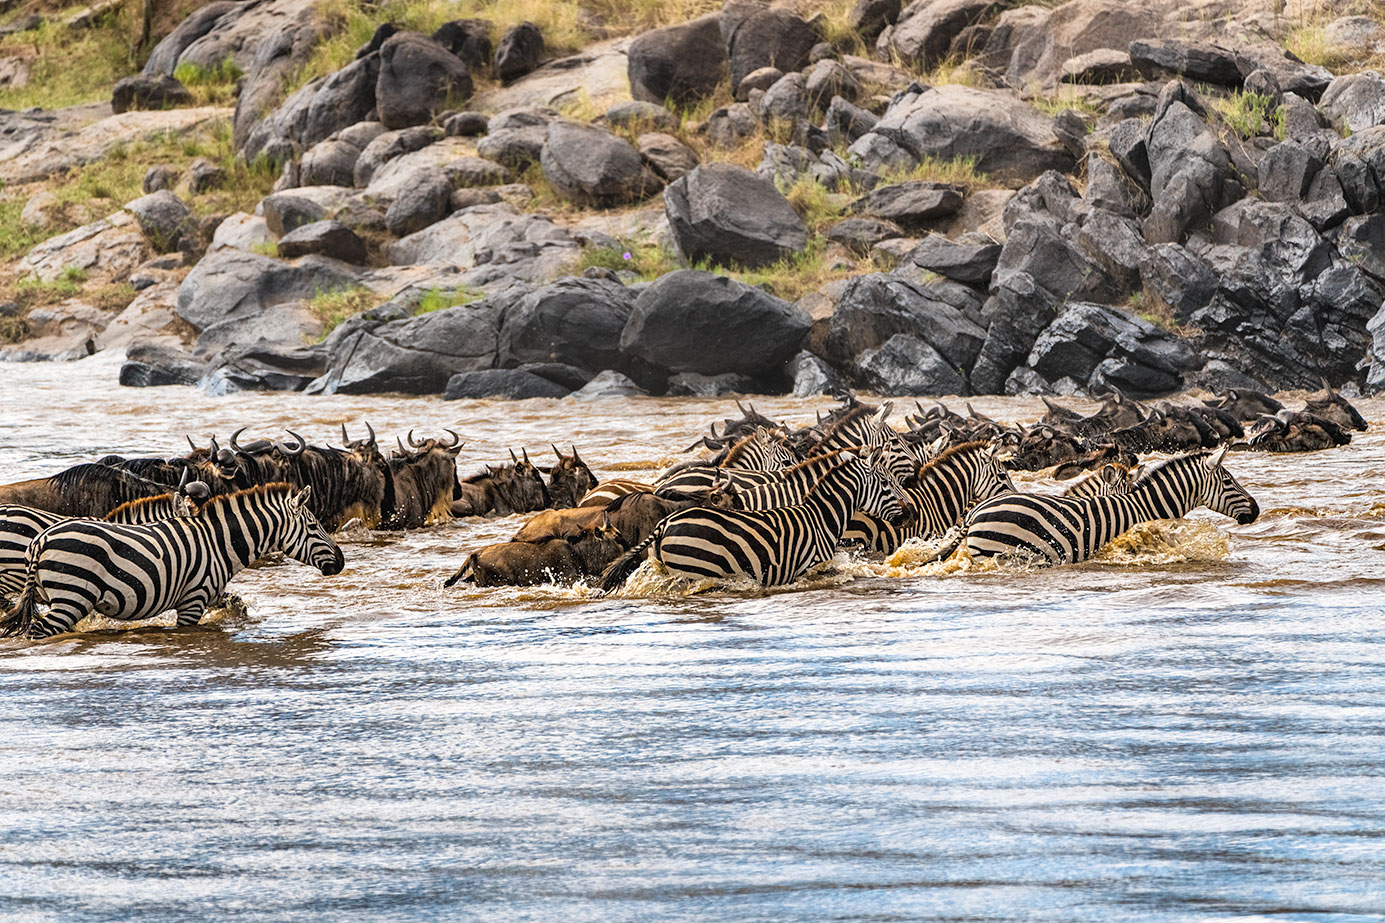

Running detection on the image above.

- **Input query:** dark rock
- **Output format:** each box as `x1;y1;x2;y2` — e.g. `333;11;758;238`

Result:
849;84;1074;183
724;7;819;98
627;13;726;107
908;232;1000;286
444;368;570;399
385;170;452;236
125;190;194;253
1143;87;1242;244
261;193;326;236
200;342;327;395
540;122;662;207
886;0;1009;70
601;100;677;132
1129;40;1242;86
1025;302;1199;397
619;269;810;377
143;164;179;194
850;0;901;41
663;163;807;269
1075;209;1144;293
242;53;380;163
791;351;850;397
825;95;878;144
1107;117;1151;192
498;276;635;372
1336;126;1385;214
825;217;905;255
432;18;492;71
493;21;543;84
476;125;547;169
1139;243;1217;324
1319;71;1385;134
701;102;759;148
823;272;985;377
185;158;226;195
637;132;699;182
353;126;440;187
993;216;1117;304
856;333;967;396
1234;44;1332;103
570;369;647;400
1337;214;1385;285
1083;152;1148;218
1301;166;1349;231
376;32;473;130
356;23;399;59
277;220;367;263
176;249;358;339
666;371;756;396
848;181;963;228
119;341;204;387
759;72;810;128
443;111;490;136
111;74;192;114
805;59;860;114
736;66;784;101
1060;48;1138;84
969;276;1059;394
1257;140;1322;202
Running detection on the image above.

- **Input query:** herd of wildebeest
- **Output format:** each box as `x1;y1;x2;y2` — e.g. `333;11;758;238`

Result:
0;381;1369;638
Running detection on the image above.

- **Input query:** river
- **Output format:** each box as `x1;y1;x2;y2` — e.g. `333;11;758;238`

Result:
2;354;1384;921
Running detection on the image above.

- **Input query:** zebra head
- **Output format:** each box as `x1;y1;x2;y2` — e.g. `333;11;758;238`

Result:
979;444;1016;499
281;487;346;575
1198;446;1260;525
853;446;912;526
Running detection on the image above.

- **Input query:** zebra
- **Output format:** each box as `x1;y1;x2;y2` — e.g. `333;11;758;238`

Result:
0;491;202;603
600;447;912;591
656;428;799;486
841;441;1015;554
1059;462;1141;498
922;446;1259;567
0;483;344;640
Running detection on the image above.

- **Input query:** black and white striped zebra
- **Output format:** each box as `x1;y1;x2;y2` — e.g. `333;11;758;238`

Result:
1058;462;1141;499
925;447;1259;566
600;447;911;591
0;492;200;603
841;441;1014;553
0;483;344;640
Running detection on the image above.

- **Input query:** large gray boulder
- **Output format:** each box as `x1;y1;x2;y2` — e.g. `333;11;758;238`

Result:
493;21;543;83
384;170;452;236
376;32;473;130
1143;84;1242;244
1004;0;1162;89
242;53;380;162
111;75;192;114
856;333;968;396
386;204;580;290
627;13;726;106
498;277;637;372
124;190;195;253
822;273;985;380
663;163;807;269
848;85;1075;183
723;5;819;97
444;367;572;400
1023;302;1199;397
353;126;441;187
300;121;385;187
885;0;1010;70
277;220;368;263
619;270;810;379
1319;71;1385;134
539;122;662;207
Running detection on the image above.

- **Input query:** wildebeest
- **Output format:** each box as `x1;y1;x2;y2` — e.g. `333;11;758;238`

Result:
1205;388;1284;422
1303;380;1368;432
269;428;389;530
541;446;598;510
450;451;549;518
0;463;198;518
382;431;465;529
443;516;624;587
1247;409;1351;452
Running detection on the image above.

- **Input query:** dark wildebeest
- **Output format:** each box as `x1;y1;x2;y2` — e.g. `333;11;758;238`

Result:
1205;388;1284;423
1303;380;1368;432
0;464;199;518
382;431;465;529
1247;409;1352;452
442;516;624;588
540;445;598;510
514;480;743;549
267;428;389;530
450;450;549;518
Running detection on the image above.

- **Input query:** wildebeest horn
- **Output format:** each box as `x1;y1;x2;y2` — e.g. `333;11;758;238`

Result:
1041;396;1061;411
441;429;461;448
278;430;306;457
341;423;350;444
510;448;519;463
178;466;190;488
396;437;407;455
571;445;582;464
186;435;198;454
230;426;248;453
209;435;220;455
408;428;425;448
522;447;531;464
553;444;563;460
736;399;749;416
364;421;376;447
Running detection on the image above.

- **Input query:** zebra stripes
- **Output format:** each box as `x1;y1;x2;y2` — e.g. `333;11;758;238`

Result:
0;483;344;640
600;448;911;590
842;441;1014;554
1;494;197;602
928;447;1259;566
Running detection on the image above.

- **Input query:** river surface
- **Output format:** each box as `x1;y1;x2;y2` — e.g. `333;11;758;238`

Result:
2;354;1384;921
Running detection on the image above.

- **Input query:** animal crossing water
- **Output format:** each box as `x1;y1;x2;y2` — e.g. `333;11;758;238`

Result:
2;354;1384;920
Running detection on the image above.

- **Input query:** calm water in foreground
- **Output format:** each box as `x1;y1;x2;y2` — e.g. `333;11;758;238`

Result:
2;355;1384;922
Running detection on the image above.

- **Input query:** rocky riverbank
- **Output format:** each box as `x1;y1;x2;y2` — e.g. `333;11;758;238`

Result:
2;0;1385;399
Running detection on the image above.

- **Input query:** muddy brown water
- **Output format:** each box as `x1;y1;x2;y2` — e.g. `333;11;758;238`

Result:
2;355;1384;920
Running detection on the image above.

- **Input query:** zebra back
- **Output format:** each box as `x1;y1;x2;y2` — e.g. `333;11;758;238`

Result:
1059;462;1140;499
842;441;1014;553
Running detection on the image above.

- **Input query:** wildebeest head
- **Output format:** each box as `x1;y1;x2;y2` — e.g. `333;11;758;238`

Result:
1304;378;1368;432
545;444;598;510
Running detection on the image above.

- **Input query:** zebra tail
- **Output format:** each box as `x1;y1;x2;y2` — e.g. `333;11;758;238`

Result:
442;554;477;588
917;525;966;567
599;529;661;595
0;581;38;639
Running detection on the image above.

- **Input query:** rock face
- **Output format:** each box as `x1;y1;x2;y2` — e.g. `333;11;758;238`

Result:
494;21;544;83
1004;0;1162;89
1143;84;1242;244
848;85;1075;182
723;6;819;97
376;32;473;130
886;0;1008;70
432;18;492;71
1319;71;1385;134
849;181;965;228
242;53;380;162
1021;302;1200;397
124;190;194;253
17;211;149;283
620;270;810;379
386;203;581;290
663;163;808;269
385;171;452;236
498;277;636;372
277;221;368;263
111;75;192;114
444;368;571;399
627;13;726;106
539;122;662;207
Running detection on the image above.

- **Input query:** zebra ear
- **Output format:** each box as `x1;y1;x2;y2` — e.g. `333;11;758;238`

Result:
1206;445;1229;469
291;486;312;509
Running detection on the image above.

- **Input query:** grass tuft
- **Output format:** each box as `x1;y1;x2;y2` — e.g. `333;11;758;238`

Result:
573;242;679;280
309;285;383;336
413;285;483;314
1212;90;1277;139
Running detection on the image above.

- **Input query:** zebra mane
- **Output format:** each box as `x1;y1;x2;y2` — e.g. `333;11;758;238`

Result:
199;481;296;513
1127;451;1210;490
916;440;989;478
816;405;878;443
782;447;849;477
720;429;768;466
104;492;184;519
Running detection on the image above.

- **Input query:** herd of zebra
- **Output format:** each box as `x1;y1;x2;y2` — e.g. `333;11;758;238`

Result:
0;382;1367;640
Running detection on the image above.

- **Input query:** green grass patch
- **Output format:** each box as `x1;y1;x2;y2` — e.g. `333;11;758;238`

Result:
14;266;88;308
309;285;383;337
779;175;850;233
574;242;679;280
251;240;279;258
1029;85;1102;118
0;197;50;262
413;285;483;314
0;14;135;110
173;56;244;106
1212;90;1276;139
871;154;988;191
